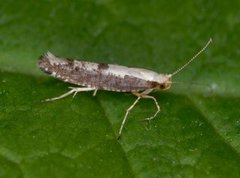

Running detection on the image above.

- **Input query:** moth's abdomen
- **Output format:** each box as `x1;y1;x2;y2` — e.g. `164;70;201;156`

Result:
38;53;153;92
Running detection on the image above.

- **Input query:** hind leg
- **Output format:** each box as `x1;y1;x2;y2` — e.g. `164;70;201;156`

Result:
44;87;96;102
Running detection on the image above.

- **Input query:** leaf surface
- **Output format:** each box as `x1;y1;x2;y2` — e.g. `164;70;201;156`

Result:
0;1;240;178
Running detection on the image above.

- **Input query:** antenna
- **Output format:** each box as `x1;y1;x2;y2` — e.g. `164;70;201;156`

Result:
170;38;212;77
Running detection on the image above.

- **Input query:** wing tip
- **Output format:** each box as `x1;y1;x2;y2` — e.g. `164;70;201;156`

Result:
39;51;55;60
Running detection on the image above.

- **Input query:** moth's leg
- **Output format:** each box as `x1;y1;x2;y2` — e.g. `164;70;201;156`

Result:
141;95;160;121
44;87;96;102
118;89;153;139
118;96;141;139
93;89;98;96
133;90;160;121
140;89;153;95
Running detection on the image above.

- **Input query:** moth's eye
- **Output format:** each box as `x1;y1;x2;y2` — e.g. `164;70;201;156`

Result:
159;84;165;89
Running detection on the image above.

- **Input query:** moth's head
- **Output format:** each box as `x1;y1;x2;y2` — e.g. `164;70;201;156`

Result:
153;74;172;90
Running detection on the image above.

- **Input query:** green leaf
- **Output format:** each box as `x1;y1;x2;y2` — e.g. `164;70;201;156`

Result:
0;1;240;178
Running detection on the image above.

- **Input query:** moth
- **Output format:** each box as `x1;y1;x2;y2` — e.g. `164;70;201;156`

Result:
38;39;212;139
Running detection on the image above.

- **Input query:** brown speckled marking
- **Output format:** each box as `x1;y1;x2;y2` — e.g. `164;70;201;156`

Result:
67;58;74;66
98;63;109;70
74;66;80;71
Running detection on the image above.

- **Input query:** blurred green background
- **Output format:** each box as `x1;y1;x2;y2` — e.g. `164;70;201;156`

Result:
0;0;240;178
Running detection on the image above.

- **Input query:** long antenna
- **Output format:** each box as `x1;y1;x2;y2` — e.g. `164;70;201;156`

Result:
170;38;212;77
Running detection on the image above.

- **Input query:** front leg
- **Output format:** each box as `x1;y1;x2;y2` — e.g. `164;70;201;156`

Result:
133;92;161;121
118;89;157;139
118;96;141;139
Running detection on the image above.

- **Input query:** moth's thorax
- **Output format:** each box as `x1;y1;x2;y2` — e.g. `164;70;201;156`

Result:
152;74;172;90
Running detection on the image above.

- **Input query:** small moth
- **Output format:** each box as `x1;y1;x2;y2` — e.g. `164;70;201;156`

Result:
38;39;212;139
